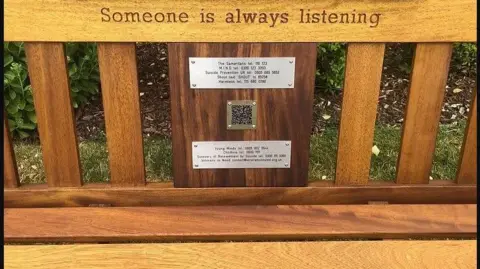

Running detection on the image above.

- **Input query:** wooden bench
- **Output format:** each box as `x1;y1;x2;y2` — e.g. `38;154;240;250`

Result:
4;0;477;268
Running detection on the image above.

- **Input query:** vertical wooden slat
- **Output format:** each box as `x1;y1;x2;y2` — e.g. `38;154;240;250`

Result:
97;43;145;187
25;42;82;187
456;91;477;184
396;43;453;184
4;114;20;188
335;43;385;185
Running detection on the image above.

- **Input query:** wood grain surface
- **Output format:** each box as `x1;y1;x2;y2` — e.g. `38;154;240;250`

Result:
336;43;385;185
456;90;477;184
4;0;476;42
169;43;316;187
396;44;453;184
24;43;82;187
4;204;476;242
97;43;146;186
4;241;477;269
3;114;20;188
4;181;476;208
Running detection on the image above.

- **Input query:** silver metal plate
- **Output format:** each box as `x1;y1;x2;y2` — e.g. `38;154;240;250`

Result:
189;57;295;89
192;141;291;169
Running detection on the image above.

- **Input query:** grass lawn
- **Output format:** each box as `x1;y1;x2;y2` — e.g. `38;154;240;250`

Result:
14;121;466;184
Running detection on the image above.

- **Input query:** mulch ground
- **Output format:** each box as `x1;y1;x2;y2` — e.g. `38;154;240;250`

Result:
72;43;476;141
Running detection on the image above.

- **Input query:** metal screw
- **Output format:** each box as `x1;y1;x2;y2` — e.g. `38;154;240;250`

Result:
194;145;198;148
191;61;195;64
252;125;256;128
252;102;256;106
192;84;196;87
228;102;232;106
285;142;290;146
284;163;289;167
228;125;232;128
194;164;199;167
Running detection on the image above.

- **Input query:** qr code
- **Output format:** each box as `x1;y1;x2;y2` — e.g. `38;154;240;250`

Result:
231;105;253;125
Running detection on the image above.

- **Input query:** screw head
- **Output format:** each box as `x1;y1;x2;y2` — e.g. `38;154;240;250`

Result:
252;125;256;128
194;145;198;148
252;102;256;106
191;61;195;64
285;142;290;146
228;125;232;128
284;163;289;167
228;102;232;106
192;84;197;87
194;164;199;167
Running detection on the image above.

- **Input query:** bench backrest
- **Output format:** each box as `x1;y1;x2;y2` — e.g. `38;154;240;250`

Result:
4;0;477;208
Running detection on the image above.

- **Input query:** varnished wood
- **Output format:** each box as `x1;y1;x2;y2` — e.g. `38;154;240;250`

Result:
456;91;477;184
24;42;82;187
4;204;476;243
169;43;316;187
4;241;476;269
97;43;146;186
396;44;453;184
3;181;476;207
336;43;385;185
4;0;476;42
5;0;476;262
4;114;20;188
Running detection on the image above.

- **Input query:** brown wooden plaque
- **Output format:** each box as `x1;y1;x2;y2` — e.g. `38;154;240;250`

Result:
169;43;316;187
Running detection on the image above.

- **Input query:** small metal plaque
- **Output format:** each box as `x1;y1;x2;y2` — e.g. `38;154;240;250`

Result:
189;57;295;89
192;141;291;169
227;100;257;130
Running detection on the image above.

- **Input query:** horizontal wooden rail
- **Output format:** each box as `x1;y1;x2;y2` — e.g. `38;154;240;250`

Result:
4;181;476;207
5;241;477;269
4;0;476;42
4;204;476;243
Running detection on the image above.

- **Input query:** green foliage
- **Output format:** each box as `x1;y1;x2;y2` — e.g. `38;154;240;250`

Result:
315;43;346;94
314;43;477;95
451;43;477;74
393;44;415;75
66;43;101;109
3;42;100;138
4;42;34;139
390;43;477;76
